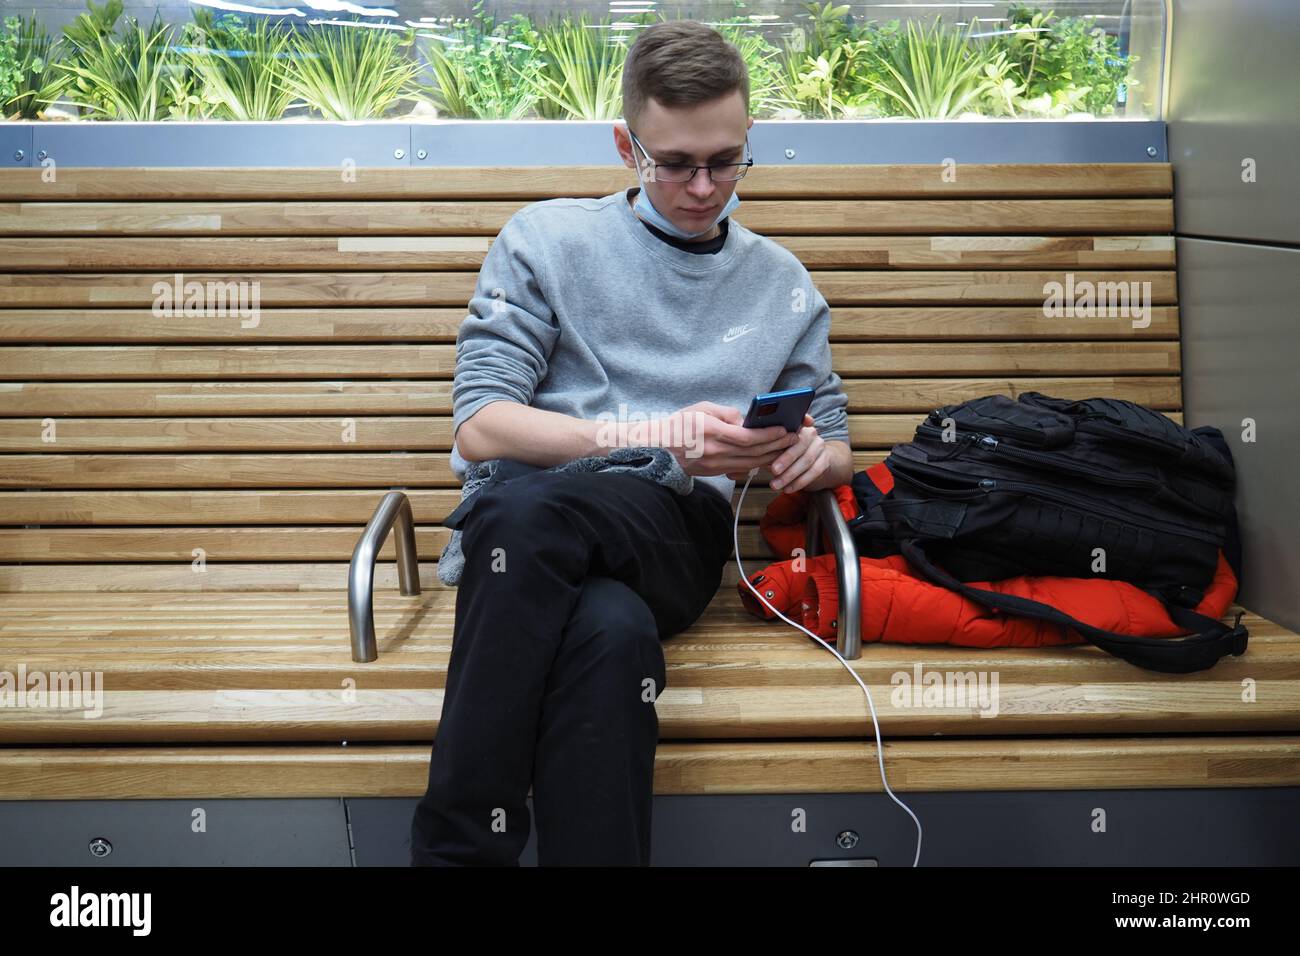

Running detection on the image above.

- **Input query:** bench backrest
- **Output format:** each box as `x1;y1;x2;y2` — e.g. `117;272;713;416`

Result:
0;163;1177;592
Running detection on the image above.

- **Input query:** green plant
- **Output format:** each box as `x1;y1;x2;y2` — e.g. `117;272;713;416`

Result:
179;11;296;121
283;19;422;120
520;13;628;121
988;4;1136;116
0;17;23;118
413;2;543;119
863;17;991;119
6;13;65;120
792;47;838;118
978;49;1025;116
772;3;849;116
51;9;187;120
1041;11;1135;115
61;0;123;55
773;8;903;118
798;2;854;62
714;17;796;119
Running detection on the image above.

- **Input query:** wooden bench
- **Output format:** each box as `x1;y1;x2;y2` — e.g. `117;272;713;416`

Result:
1;164;1297;821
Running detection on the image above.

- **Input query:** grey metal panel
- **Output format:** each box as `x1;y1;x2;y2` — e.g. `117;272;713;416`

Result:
1167;0;1300;246
0;799;352;866
413;119;1168;166
1;125;33;167
348;796;540;867
1178;237;1300;633
349;788;1300;866
0;120;1168;169
31;122;413;168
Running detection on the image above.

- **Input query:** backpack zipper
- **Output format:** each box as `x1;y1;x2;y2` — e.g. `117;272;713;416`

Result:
971;433;1227;520
888;454;1223;544
970;433;1159;490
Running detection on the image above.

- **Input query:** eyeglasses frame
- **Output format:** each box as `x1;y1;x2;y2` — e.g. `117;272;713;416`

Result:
626;127;755;184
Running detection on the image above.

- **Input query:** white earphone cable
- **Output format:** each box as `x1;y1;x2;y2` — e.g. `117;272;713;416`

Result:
733;467;923;867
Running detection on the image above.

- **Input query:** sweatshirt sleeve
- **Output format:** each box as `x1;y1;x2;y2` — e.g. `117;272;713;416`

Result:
770;280;851;446
451;208;559;441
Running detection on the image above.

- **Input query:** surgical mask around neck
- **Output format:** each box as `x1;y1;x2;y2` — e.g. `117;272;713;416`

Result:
633;183;740;240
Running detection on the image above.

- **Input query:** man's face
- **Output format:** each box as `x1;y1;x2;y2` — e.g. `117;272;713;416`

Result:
619;91;753;240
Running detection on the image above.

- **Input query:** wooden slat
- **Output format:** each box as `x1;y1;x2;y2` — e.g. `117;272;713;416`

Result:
0;562;442;592
0;417;454;452
0;489;466;525
0;452;461;488
0;306;1182;344
0;342;1179;380
1;593;1290;688
0;375;1182;417
8;733;1296;801
0;272;477;307
0;345;454;379
0;199;1174;237
779;235;1177;269
839;376;1181;410
0;380;451;414
0;268;1177;308
0;521;1291;601
0;411;1181;453
0;234;1176;271
0;164;1174;202
0;671;1295;743
833;342;1179;375
813;270;1177;304
0;309;462;343
0;525;773;561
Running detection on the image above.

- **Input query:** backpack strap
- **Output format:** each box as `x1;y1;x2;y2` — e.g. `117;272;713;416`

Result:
899;539;1249;674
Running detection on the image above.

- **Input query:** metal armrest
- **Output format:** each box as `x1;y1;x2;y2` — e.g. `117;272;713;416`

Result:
348;491;421;663
805;488;862;659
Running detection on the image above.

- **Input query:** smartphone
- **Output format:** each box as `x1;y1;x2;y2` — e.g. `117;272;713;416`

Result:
742;386;815;432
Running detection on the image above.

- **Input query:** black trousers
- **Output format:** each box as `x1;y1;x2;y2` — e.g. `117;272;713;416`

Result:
409;465;735;866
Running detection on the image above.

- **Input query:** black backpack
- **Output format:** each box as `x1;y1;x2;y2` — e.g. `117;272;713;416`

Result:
848;392;1249;673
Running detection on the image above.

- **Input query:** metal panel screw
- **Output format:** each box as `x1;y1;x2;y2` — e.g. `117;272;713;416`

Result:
89;837;113;858
785;148;796;159
1146;146;1158;157
37;150;47;161
836;830;859;849
394;148;406;160
416;148;427;160
12;150;23;162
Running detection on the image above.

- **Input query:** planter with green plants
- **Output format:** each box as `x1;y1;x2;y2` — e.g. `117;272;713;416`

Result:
0;0;1139;123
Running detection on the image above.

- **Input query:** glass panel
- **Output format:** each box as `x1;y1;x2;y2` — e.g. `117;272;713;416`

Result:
0;1;1165;121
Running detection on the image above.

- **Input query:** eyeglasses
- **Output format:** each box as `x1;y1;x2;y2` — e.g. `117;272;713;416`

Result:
628;128;754;183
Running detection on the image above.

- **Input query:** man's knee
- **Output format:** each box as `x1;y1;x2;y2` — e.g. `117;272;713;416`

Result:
460;476;575;558
570;577;656;640
564;578;666;692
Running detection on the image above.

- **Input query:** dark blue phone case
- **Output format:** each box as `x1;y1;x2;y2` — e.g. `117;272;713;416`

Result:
742;386;815;432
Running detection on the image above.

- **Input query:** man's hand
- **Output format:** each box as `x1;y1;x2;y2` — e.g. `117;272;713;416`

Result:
639;402;799;478
745;413;833;494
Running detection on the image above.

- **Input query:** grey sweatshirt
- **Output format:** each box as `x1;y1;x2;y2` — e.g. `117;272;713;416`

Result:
450;185;851;506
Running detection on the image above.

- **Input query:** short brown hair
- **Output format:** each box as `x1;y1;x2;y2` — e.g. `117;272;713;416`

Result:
621;20;750;132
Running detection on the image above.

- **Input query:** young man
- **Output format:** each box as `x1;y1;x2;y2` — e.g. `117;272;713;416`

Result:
409;20;852;867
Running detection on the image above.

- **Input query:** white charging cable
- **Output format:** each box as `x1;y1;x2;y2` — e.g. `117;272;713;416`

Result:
733;467;923;867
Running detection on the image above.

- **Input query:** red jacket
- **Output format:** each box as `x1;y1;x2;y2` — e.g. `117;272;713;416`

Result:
739;463;1238;648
